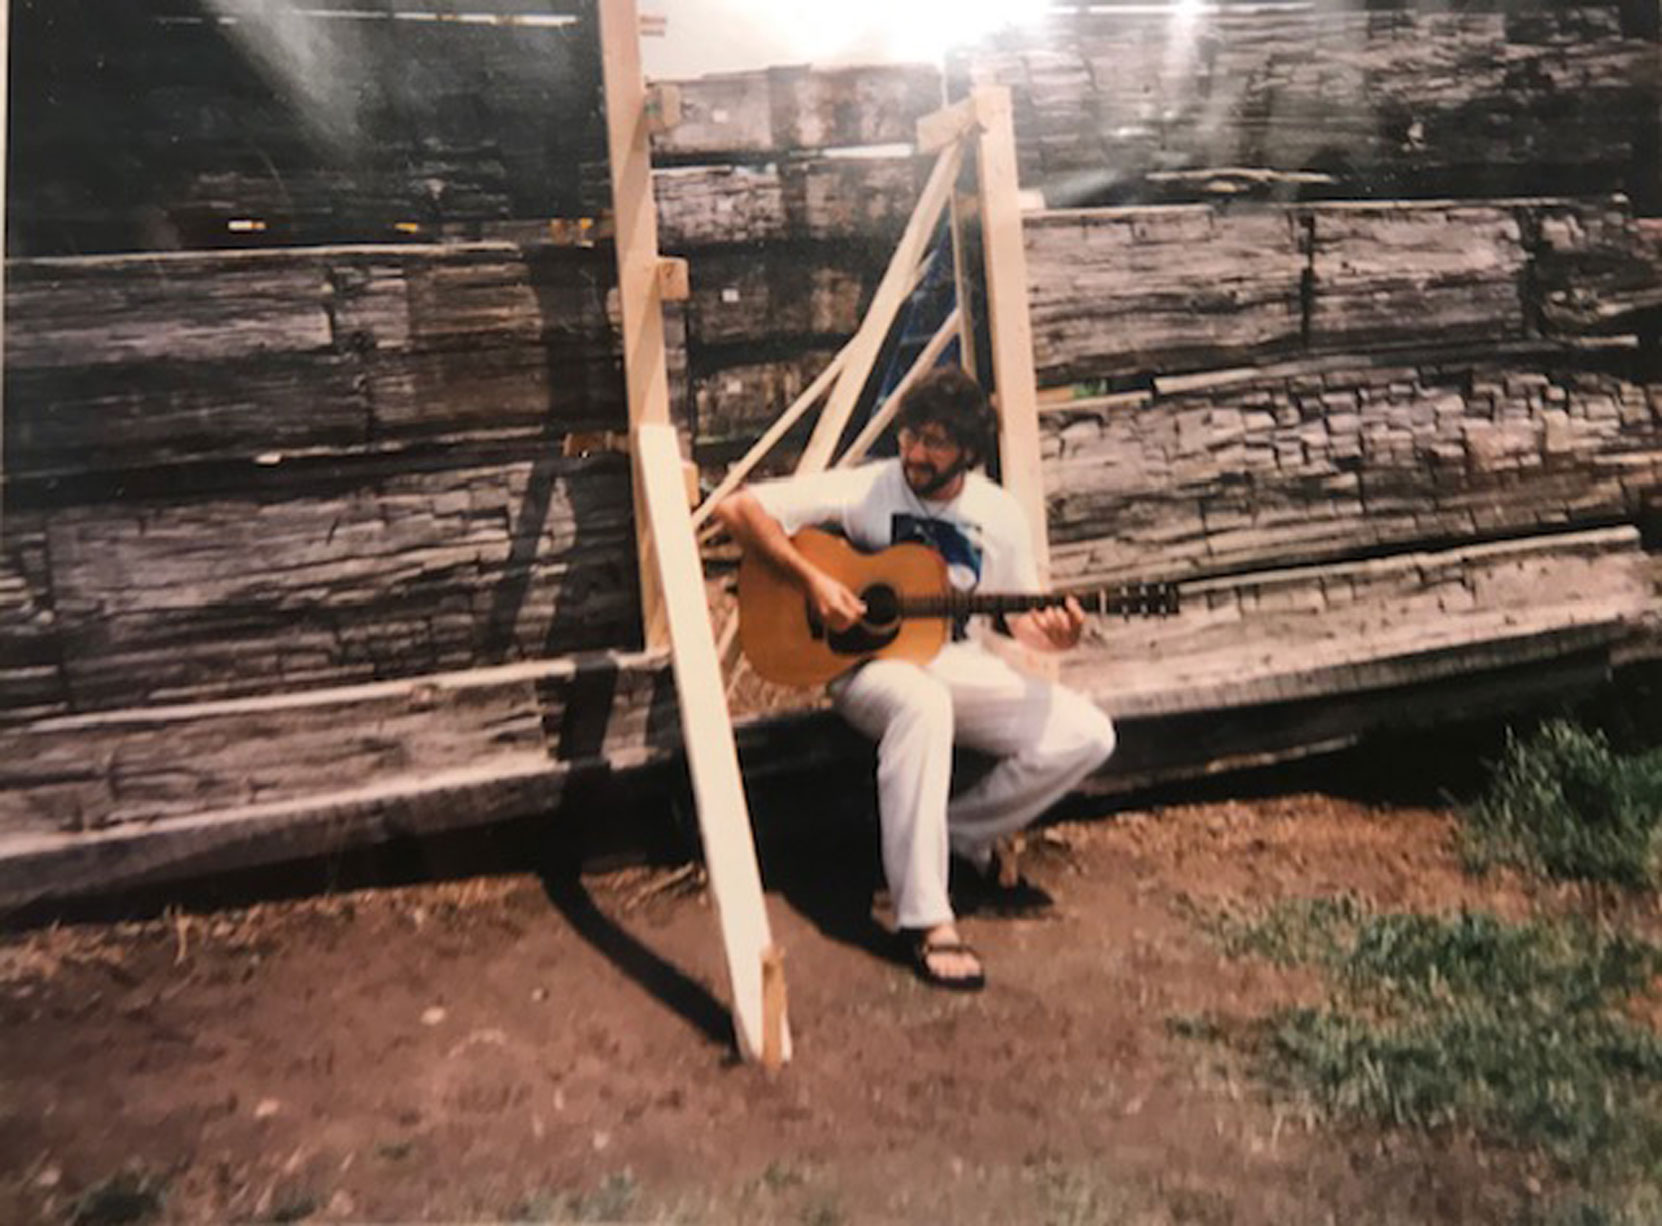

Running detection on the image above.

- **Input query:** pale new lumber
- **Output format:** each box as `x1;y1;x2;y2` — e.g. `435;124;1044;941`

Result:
835;307;962;469
916;95;980;156
797;139;965;472
972;87;1050;585
599;0;673;648
636;423;789;1065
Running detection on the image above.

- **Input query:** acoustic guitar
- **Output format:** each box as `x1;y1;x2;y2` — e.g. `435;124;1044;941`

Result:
737;526;1181;686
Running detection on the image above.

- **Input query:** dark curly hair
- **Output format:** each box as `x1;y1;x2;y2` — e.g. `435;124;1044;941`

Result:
896;366;996;468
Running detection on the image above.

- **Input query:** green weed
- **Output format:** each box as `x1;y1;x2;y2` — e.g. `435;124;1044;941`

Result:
1185;898;1662;1179
1465;720;1662;888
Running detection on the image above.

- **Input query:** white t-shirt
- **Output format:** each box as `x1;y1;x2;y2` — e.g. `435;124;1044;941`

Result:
750;460;1039;631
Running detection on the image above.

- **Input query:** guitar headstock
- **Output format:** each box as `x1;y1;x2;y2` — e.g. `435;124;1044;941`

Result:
1087;581;1182;618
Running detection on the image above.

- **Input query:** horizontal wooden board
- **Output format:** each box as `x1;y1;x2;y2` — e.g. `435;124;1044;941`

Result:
8;2;606;255
656;156;923;248
2;455;641;715
1308;205;1529;350
4;245;640;478
0;650;677;838
651;64;940;159
1026;207;1305;385
952;5;1656;201
1043;350;1662;585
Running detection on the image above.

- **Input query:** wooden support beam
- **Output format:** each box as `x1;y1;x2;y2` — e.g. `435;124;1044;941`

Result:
600;0;675;648
971;87;1049;584
835;307;961;469
916;95;981;156
796;139;965;473
646;82;683;136
636;422;789;1065
656;257;690;302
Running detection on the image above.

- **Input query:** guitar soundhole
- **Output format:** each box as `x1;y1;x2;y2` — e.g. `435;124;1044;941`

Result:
860;584;901;630
824;583;902;656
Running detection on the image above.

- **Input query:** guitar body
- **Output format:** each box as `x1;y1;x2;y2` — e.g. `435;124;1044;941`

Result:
738;527;952;687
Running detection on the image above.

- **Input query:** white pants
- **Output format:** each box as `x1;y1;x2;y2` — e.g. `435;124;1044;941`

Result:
829;641;1117;930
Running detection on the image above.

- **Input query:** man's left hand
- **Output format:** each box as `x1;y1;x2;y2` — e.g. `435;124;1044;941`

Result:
1011;597;1086;653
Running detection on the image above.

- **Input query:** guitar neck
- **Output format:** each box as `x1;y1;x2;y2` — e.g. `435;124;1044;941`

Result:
900;585;1178;619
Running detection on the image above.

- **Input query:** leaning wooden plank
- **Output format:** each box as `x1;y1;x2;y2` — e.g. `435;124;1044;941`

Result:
600;0;673;649
637;422;788;1065
798;139;964;472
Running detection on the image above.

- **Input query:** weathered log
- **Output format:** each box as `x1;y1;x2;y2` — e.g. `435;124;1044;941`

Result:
1044;350;1662;586
655;156;923;248
1533;207;1662;336
1308;204;1529;351
7;2;606;256
685;248;870;347
0;649;676;838
1025;198;1658;386
4;245;635;478
954;5;1658;201
1026;206;1305;386
691;348;841;445
4;454;641;716
651;65;940;160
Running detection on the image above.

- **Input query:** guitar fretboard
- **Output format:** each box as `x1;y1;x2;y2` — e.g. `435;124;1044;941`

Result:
900;584;1179;619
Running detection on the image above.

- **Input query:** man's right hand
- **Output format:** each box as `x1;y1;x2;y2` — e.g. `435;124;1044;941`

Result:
807;570;866;633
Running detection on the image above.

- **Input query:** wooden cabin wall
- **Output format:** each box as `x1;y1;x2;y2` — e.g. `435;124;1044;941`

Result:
7;0;605;256
2;243;651;722
642;66;941;475
3;3;1661;905
0;24;942;877
1028;200;1662;585
949;2;1661;211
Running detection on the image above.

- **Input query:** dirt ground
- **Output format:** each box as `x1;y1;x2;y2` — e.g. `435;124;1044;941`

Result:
0;777;1586;1225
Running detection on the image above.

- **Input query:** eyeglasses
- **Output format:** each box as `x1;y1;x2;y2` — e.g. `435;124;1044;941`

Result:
897;425;960;457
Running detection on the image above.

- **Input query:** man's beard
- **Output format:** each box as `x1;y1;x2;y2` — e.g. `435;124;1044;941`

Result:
904;456;966;499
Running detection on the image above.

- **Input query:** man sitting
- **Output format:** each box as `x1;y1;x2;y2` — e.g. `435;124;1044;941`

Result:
714;367;1117;990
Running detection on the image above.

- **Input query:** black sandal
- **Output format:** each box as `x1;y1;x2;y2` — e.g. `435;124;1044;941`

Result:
909;932;986;992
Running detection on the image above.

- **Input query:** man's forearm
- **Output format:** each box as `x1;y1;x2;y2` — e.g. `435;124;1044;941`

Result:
712;490;816;592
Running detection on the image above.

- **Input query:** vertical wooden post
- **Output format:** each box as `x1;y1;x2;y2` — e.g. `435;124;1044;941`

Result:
972;86;1049;585
637;423;790;1066
598;0;671;647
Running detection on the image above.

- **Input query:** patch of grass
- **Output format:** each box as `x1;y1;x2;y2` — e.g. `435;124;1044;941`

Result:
758;1160;807;1193
1465;720;1662;888
70;1170;166;1226
1205;894;1366;966
798;1194;844;1226
508;1172;640;1224
1185;898;1662;1181
580;1171;640;1221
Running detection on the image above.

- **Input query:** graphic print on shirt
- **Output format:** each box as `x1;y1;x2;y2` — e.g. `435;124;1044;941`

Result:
891;512;983;639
